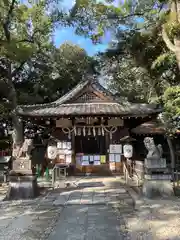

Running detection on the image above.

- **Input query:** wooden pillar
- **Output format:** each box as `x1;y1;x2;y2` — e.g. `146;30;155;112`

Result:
71;118;76;174
71;131;75;165
105;131;110;163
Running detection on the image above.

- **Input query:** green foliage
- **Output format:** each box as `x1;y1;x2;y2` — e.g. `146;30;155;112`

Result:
0;0;96;120
163;86;180;117
12;41;92;105
103;55;154;103
165;21;180;38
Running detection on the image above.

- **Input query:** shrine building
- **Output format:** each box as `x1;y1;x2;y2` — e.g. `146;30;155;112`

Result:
16;75;162;175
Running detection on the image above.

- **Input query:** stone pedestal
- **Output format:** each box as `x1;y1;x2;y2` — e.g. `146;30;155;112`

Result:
142;175;174;198
142;157;174;198
5;175;39;200
5;158;39;200
144;157;166;169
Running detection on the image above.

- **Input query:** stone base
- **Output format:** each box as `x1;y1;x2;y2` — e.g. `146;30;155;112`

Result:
142;179;174;199
5;175;39;200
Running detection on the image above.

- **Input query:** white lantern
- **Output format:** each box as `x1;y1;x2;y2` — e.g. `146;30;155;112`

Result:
123;144;133;158
47;145;57;160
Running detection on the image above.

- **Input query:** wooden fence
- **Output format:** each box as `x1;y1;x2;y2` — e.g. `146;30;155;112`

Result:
126;159;144;179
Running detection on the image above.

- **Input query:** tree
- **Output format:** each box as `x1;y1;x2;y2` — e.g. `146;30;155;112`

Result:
47;42;93;98
0;0;68;155
87;0;179;173
14;42;92;105
161;0;180;70
163;86;180;129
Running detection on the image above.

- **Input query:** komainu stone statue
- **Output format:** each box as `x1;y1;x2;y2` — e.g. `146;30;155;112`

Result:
142;137;173;198
144;137;163;160
144;137;165;169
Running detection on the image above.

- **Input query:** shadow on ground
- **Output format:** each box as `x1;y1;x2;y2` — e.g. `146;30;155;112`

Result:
125;198;180;239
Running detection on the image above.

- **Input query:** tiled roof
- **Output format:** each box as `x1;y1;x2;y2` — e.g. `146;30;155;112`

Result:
17;102;161;117
131;120;165;134
16;77;162;117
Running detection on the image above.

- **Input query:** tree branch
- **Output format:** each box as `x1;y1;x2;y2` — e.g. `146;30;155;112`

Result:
17;39;34;44
162;25;176;52
0;65;8;79
12;61;26;77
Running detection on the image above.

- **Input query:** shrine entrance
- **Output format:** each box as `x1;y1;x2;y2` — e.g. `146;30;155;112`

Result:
16;75;161;176
75;135;106;155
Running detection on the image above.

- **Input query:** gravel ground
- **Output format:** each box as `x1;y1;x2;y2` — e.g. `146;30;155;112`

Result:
0;176;133;240
122;197;180;240
1;177;180;239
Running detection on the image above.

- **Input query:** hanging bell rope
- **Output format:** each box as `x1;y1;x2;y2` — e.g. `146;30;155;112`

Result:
77;127;81;136
98;127;101;136
102;125;117;134
101;127;104;136
83;126;86;136
62;127;75;138
74;126;77;136
88;127;91;135
101;125;117;139
62;125;117;139
62;127;74;134
93;127;96;136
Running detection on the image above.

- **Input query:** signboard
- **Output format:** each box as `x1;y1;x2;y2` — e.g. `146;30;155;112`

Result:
57;141;71;150
109;144;122;154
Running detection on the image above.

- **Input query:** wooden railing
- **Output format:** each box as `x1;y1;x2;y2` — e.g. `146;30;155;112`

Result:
51;165;68;186
123;162;129;184
174;170;180;187
123;160;141;187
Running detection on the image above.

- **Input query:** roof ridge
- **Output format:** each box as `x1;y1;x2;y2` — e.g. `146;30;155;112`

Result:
53;79;89;105
17;79;90;109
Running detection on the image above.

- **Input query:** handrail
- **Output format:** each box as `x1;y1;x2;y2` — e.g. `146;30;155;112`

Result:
52;165;68;186
174;170;180;187
123;161;141;187
123;162;129;184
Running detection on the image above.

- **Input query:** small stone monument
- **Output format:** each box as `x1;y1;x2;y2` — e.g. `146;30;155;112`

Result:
142;137;174;198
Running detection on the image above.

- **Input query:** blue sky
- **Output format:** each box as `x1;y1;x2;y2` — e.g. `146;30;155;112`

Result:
54;27;112;56
53;0;117;56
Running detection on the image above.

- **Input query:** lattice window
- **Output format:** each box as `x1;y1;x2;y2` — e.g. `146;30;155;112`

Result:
75;92;99;102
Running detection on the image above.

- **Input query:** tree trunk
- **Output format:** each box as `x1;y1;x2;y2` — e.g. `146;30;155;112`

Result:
162;1;180;71
174;38;180;71
7;64;23;158
167;137;176;181
11;112;23;158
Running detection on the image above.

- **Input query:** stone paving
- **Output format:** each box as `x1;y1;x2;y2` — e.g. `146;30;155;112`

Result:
0;176;134;240
2;176;180;239
0;183;8;201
